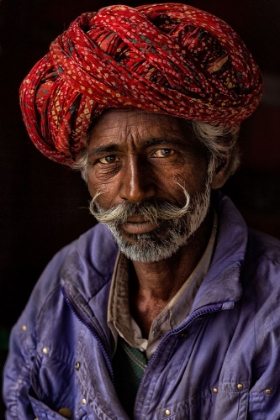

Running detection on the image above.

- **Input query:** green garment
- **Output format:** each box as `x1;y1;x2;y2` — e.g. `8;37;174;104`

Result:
112;337;149;418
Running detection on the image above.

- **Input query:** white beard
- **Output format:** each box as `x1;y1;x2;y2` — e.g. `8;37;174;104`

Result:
90;179;212;263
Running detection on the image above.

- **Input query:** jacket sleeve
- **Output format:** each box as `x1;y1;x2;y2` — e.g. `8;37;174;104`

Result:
3;312;37;419
2;244;73;419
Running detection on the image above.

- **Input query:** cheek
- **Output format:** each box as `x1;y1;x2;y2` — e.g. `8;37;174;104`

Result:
166;164;208;198
87;171;120;208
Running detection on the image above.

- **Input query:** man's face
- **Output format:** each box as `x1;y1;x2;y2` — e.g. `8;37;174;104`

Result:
87;109;211;262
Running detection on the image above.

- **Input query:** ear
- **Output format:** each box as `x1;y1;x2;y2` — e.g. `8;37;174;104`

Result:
210;153;233;189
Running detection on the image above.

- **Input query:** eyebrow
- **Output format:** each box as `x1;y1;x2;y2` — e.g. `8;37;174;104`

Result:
143;137;186;148
88;145;120;156
88;136;188;156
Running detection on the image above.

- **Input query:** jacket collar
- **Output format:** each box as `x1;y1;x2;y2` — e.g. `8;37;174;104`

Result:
190;192;247;312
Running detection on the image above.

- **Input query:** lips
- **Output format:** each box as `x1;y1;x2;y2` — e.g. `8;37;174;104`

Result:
122;217;158;234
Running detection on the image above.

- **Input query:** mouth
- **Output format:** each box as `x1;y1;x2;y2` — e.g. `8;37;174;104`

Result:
122;217;159;234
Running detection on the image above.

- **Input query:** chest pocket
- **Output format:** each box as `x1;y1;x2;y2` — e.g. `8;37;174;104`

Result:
157;387;249;420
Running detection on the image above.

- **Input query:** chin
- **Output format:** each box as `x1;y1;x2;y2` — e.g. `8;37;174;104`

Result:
107;222;191;263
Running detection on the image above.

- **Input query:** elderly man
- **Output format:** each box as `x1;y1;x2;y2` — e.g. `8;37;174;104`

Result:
3;3;280;420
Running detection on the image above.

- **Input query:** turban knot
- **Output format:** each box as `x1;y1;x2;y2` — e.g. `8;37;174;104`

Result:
20;3;263;165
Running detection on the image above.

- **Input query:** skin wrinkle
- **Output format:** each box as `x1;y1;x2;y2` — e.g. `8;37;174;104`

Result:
85;109;231;333
74;116;240;184
87;110;208;206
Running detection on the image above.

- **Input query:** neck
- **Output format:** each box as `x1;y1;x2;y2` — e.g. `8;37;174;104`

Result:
129;210;213;336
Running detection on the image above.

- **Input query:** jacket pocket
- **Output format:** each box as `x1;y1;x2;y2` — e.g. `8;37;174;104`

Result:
29;395;87;420
157;395;212;420
212;386;249;420
157;387;249;420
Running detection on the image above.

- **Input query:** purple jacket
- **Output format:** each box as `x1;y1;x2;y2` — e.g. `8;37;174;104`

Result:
3;193;280;419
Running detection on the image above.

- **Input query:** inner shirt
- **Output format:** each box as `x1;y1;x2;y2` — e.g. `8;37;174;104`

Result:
108;211;218;359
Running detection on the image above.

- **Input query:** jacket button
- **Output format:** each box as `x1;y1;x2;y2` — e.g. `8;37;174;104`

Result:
165;409;171;416
22;325;27;331
42;347;48;354
265;389;272;395
212;387;218;393
81;398;87;405
58;407;72;419
75;361;80;371
237;383;243;390
179;332;187;339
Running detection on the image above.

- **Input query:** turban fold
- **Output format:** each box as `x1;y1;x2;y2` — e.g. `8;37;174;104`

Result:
20;3;263;166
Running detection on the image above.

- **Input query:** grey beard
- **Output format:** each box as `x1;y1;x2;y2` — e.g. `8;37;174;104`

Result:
89;183;211;263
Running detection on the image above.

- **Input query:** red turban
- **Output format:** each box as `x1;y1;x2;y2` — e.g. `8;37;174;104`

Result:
20;3;263;166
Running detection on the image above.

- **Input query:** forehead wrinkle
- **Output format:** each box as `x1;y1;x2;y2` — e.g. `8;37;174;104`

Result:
123;117;185;145
88;144;119;156
88;109;195;152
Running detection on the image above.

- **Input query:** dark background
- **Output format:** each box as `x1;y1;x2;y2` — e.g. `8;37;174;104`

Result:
0;0;280;413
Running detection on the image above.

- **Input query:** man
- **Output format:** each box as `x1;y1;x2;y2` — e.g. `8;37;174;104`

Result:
3;3;280;420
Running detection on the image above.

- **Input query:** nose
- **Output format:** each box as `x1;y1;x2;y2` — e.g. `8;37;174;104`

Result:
120;156;156;203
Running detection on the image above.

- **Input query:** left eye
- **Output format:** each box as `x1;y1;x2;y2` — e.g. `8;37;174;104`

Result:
153;149;174;158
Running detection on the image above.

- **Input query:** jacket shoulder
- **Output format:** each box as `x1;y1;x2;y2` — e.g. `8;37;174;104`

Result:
247;229;280;264
243;229;280;294
15;224;117;332
40;223;117;288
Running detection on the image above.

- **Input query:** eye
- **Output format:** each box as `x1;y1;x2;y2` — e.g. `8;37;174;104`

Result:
98;155;120;164
152;149;175;158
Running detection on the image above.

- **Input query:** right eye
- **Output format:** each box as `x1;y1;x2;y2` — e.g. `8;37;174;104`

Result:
98;155;120;164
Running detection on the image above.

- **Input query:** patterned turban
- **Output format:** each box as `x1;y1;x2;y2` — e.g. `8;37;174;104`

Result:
20;3;263;166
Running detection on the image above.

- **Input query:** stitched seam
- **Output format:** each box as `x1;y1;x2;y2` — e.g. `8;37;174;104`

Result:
121;341;147;371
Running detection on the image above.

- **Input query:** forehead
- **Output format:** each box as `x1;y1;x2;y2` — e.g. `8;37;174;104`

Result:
88;109;195;147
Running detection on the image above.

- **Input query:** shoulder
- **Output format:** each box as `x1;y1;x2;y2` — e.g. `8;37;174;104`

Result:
242;229;280;318
17;223;118;329
247;228;280;259
245;229;280;277
214;192;280;275
40;223;117;288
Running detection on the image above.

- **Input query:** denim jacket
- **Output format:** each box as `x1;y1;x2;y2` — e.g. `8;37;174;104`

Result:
3;194;280;419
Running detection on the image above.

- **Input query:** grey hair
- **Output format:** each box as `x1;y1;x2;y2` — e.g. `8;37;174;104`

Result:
192;121;240;177
72;120;240;182
89;182;190;225
72;147;88;181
